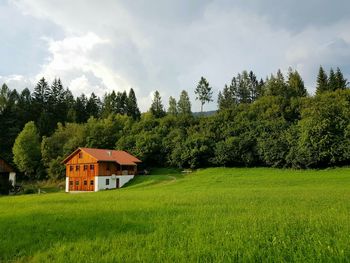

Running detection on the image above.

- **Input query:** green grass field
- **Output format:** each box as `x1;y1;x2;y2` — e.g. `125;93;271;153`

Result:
1;168;350;262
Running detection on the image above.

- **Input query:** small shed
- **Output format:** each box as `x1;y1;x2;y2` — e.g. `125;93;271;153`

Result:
0;157;16;194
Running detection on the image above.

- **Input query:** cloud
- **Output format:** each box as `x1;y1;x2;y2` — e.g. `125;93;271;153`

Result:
3;0;350;111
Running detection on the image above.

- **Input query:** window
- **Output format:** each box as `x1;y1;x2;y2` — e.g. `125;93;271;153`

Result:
90;164;94;170
90;180;94;185
106;164;110;171
84;180;87;186
69;181;73;185
76;165;80;171
69;166;73;171
79;152;83;158
83;165;88;171
75;181;79;185
106;179;110;185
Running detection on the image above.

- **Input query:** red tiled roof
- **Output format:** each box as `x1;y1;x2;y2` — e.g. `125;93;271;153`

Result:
82;148;141;165
63;148;141;165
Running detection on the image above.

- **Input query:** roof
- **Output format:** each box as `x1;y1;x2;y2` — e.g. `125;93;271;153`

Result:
62;147;141;165
0;157;15;173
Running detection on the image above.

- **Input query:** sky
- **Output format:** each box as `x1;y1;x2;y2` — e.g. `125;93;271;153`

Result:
1;0;350;112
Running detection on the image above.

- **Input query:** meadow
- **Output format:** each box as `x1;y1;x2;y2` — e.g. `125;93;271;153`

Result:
0;167;350;262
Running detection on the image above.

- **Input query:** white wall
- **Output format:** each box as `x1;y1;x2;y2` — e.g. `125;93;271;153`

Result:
9;172;16;186
95;174;134;191
65;177;69;192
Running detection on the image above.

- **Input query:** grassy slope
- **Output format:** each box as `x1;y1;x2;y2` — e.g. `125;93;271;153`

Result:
0;168;349;262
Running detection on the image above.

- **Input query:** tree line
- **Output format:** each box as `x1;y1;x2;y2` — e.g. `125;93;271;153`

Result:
1;66;349;180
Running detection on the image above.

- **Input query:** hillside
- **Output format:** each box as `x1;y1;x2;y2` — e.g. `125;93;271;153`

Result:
1;168;350;262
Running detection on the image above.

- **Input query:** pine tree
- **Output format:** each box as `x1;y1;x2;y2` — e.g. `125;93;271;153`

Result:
287;68;307;97
195;77;213;112
168;96;178;115
177;90;192;115
248;71;260;102
316;66;328;95
126;88;141;120
335;67;348;90
101;91;117;118
150;90;166;118
217;84;236;110
75;94;88;123
33;77;49;106
328;68;337;92
236;71;251;103
265;70;288;98
86;93;100;118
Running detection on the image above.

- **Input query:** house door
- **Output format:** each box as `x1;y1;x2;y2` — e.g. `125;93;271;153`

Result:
89;178;94;191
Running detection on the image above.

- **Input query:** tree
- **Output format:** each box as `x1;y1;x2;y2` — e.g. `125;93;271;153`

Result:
287;68;307;97
328;68;337;92
101;91;117;118
316;66;328;95
75;94;88;123
264;69;288;98
218;84;236;110
86;92;100;118
195;77;213;112
168;96;178;115
150;90;166;118
335;67;348;90
126;88;141;120
177;90;192;115
12;121;41;178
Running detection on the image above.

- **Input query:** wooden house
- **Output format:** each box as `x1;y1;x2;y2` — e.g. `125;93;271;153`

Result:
0;157;16;194
62;147;141;192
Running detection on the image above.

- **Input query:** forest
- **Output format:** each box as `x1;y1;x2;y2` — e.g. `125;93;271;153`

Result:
1;66;349;180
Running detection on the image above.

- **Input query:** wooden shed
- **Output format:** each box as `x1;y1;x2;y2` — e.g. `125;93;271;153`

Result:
62;148;141;192
0;157;16;194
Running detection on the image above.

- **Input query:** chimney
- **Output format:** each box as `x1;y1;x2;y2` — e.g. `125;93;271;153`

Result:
107;151;111;157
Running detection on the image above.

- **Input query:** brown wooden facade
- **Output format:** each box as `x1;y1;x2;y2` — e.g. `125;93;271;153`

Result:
63;148;140;192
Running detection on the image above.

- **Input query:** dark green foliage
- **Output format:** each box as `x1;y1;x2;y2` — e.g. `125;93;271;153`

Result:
2;67;350;178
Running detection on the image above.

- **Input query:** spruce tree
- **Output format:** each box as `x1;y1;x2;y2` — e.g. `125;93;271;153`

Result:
177;90;191;115
86;92;100;118
75;94;88;123
195;77;213;112
217;84;236;110
316;66;328;95
168;96;178;115
328;68;337;92
150;90;166;118
287;69;307;97
126;88;141;120
335;67;348;90
33;77;49;106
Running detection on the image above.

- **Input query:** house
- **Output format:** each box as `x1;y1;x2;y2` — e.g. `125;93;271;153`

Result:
0;157;16;194
62;147;141;192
